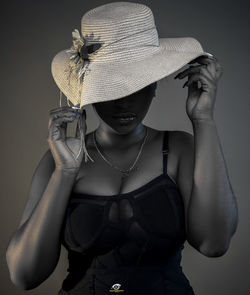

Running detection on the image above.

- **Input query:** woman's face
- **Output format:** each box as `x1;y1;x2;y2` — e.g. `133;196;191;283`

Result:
92;83;157;134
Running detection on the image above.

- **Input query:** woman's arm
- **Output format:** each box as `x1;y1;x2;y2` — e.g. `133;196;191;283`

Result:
177;122;238;257
6;151;78;290
6;107;86;289
174;55;238;257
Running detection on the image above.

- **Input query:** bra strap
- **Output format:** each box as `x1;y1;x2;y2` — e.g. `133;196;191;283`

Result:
162;131;169;174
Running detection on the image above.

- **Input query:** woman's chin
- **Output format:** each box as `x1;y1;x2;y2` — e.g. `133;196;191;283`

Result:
110;119;140;134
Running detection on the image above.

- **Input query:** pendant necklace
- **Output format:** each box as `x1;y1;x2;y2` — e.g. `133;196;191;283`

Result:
93;126;148;178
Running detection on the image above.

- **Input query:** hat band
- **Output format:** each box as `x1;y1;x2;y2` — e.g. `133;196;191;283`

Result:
87;26;160;63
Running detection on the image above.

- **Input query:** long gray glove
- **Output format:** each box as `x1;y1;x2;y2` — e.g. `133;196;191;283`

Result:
47;106;88;173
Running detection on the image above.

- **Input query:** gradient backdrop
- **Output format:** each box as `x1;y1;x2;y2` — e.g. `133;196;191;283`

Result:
1;0;249;294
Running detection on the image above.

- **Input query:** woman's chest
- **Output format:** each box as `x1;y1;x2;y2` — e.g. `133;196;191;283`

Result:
72;130;178;196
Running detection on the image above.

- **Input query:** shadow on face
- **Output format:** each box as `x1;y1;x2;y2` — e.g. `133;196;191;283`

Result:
92;82;157;134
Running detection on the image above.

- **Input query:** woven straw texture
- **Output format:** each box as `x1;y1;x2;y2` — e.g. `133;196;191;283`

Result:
51;2;206;108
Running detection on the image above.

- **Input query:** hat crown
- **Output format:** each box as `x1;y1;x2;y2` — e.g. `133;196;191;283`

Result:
80;2;159;62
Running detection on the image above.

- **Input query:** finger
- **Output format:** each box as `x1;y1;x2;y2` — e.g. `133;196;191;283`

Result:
48;111;80;133
188;54;223;81
188;55;219;78
48;121;64;141
48;117;71;141
214;62;224;80
175;64;214;81
49;105;78;115
187;72;199;95
48;109;79;136
189;56;216;79
48;115;79;141
60;122;67;140
188;55;215;65
204;56;219;78
49;108;79;118
48;112;78;129
186;73;215;93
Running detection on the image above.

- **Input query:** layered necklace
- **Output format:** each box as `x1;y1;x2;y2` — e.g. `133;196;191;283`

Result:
93;126;148;178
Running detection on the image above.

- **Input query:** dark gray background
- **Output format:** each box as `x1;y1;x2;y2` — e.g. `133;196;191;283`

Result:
1;0;249;294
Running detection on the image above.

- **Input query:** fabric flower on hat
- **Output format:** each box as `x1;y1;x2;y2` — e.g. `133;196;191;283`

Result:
65;29;103;95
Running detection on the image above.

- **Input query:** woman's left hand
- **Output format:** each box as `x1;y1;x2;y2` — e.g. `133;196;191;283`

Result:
174;55;223;121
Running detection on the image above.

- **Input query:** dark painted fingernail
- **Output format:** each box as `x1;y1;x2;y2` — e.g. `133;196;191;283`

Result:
183;81;188;88
174;74;180;79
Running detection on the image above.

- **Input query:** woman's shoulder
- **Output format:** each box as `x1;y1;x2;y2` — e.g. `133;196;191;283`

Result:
149;127;194;169
147;126;193;147
168;129;194;147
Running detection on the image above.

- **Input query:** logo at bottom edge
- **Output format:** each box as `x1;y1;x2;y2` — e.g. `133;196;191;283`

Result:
109;283;125;293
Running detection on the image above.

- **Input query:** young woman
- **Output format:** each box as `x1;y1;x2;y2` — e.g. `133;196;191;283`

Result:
6;2;238;294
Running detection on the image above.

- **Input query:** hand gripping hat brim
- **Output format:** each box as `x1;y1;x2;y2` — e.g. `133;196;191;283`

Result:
51;2;208;109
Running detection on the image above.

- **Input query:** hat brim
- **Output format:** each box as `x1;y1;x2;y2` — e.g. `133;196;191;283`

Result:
51;37;208;108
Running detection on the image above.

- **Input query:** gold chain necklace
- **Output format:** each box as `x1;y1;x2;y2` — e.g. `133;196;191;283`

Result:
93;126;148;178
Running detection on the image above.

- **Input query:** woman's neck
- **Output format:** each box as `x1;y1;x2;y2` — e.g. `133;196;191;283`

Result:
94;123;147;150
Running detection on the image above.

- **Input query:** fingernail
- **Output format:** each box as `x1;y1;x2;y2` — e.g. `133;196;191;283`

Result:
174;74;179;79
204;52;213;57
183;81;188;88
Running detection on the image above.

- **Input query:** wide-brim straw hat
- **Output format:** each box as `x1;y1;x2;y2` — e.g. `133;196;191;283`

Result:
51;1;210;109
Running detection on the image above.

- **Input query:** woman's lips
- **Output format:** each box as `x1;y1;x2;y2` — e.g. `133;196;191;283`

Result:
112;112;136;124
112;112;136;118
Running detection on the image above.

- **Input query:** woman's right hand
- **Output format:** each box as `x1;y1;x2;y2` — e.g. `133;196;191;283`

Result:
47;106;87;173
